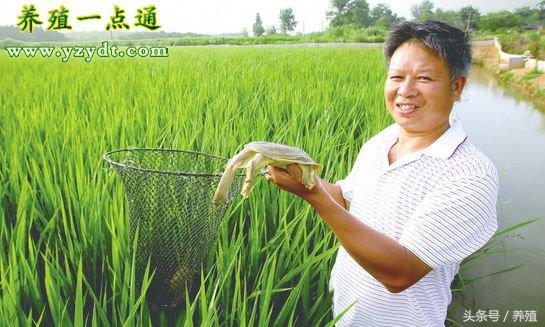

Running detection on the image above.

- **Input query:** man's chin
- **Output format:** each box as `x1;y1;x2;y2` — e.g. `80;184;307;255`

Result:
392;116;423;133
391;113;416;125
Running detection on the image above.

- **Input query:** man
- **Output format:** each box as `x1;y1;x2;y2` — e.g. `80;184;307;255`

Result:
266;21;498;326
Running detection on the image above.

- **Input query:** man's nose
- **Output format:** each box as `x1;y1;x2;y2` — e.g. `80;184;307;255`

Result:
397;78;418;97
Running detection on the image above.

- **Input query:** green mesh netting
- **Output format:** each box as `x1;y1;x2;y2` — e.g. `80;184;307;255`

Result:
104;148;242;308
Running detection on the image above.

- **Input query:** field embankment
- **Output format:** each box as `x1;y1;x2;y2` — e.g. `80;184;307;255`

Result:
472;39;545;110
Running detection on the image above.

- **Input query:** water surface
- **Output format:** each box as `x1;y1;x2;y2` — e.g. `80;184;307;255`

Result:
448;66;545;324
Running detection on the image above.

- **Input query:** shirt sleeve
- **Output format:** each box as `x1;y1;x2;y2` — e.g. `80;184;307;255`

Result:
335;144;368;204
399;173;499;269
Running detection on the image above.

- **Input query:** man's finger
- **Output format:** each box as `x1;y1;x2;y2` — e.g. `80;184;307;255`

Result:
285;164;303;179
268;165;288;173
269;165;291;178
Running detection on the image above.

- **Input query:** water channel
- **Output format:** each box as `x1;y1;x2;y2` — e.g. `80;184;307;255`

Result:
447;66;545;324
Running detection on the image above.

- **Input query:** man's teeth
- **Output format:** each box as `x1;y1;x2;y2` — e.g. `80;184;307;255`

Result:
397;104;418;111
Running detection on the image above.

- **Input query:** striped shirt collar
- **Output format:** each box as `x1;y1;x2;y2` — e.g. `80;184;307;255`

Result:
383;116;468;160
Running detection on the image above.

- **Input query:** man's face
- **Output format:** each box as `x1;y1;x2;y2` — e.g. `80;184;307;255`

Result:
384;41;467;133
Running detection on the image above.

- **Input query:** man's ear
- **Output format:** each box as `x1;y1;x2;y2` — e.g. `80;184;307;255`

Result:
452;76;468;102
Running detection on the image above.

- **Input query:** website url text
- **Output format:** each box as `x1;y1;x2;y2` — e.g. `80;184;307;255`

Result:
4;41;168;62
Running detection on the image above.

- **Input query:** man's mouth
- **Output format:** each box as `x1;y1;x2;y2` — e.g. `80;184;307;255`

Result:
396;104;420;114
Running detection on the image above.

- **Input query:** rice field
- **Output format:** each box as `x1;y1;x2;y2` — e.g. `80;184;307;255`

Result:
1;46;408;325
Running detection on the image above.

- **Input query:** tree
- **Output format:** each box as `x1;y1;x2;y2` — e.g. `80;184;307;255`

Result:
477;11;523;31
0;25;66;41
327;0;351;26
253;13;265;37
459;6;480;31
529;31;543;67
370;3;398;29
434;9;461;27
266;25;277;35
538;1;545;19
349;0;371;26
514;7;541;25
327;0;371;27
279;8;297;34
410;0;434;22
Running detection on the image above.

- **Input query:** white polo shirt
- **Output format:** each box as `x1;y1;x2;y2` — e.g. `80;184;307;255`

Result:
330;117;499;326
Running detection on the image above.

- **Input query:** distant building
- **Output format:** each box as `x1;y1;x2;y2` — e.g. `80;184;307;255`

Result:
522;23;542;31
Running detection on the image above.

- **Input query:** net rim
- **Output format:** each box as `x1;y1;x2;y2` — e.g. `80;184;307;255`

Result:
103;147;232;177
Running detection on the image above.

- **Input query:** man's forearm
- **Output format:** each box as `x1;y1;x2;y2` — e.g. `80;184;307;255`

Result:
318;178;348;210
306;191;431;293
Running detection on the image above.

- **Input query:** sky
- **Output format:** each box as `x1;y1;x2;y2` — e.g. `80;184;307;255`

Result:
2;0;541;35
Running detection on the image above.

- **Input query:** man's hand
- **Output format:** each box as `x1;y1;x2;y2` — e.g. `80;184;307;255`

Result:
266;164;326;202
266;164;432;293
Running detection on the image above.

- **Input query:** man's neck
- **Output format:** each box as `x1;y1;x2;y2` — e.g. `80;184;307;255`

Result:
396;121;450;154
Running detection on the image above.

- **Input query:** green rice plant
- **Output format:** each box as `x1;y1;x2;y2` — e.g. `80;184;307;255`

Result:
0;46;527;326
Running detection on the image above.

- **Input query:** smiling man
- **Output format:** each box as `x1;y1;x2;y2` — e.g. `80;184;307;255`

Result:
267;21;499;326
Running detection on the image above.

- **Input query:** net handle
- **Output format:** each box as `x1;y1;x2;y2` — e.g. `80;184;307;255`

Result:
103;148;230;177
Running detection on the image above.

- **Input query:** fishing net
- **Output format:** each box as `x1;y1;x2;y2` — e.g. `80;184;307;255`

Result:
104;148;243;308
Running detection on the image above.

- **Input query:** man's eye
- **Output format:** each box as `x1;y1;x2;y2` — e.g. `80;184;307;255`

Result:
418;76;431;81
390;76;403;80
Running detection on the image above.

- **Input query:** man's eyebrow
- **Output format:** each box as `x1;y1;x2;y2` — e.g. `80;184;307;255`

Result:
388;68;438;75
415;68;436;74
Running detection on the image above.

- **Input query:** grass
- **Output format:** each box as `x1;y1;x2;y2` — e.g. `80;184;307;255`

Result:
522;69;542;81
0;46;531;325
476;30;545;60
499;71;515;82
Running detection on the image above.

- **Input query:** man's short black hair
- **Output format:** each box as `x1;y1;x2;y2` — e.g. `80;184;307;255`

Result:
383;20;472;80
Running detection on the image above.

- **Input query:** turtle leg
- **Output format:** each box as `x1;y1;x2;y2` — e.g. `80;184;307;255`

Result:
241;153;269;198
300;164;316;189
213;149;254;205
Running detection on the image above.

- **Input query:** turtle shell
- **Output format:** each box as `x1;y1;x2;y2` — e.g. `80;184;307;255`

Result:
244;141;322;170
